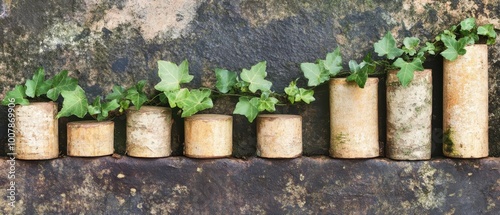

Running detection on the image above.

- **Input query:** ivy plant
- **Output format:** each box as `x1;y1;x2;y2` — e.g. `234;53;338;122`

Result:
436;17;497;61
1;67;78;105
215;61;314;122
57;80;149;120
154;60;213;118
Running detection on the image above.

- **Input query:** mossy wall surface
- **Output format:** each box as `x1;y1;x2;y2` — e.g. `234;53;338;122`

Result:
0;0;499;157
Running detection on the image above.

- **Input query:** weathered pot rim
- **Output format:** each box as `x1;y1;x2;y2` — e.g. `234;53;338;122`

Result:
387;69;432;83
127;105;171;113
329;77;379;85
257;114;302;119
67;120;114;127
185;114;232;120
16;101;57;106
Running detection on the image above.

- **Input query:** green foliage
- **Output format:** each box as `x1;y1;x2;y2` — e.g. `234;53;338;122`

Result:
1;85;29;105
87;96;120;121
215;69;238;93
154;60;193;92
346;55;376;88
477;24;497;45
2;67;78;105
233;96;260;123
154;60;213;117
300;48;342;87
178;89;213;118
125;80;148;110
57;86;89;118
284;80;315;104
374;32;404;60
440;35;467;61
393;58;424;87
240;61;272;93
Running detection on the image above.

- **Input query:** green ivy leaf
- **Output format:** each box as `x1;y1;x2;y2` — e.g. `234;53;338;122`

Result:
300;62;329;87
402;37;420;56
98;99;120;121
25;67;51;98
346;60;368;88
46;70;78;101
155;60;193;92
393;58;424;87
233;96;260;123
119;100;130;113
284;80;300;104
440;35;467;61
57;86;88;118
106;85;126;101
87;96;102;116
296;88;315;104
2;85;29;105
215;69;238;93
323;47;343;76
460;17;476;31
165;88;189;108
179;89;213;118
257;95;278;112
240;61;272;93
374;32;404;60
125;85;148;110
477;24;497;45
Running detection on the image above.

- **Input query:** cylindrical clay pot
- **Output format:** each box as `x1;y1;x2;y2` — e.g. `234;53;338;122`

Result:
184;114;232;158
14;102;59;160
67;120;114;157
256;114;302;158
386;70;432;160
329;78;379;158
443;44;488;158
126;106;173;158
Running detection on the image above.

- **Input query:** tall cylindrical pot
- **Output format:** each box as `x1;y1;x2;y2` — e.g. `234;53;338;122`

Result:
126;106;173;158
443;44;488;158
67;120;114;157
329;78;379;158
386;69;432;160
184;114;232;158
256;114;302;158
14;102;59;160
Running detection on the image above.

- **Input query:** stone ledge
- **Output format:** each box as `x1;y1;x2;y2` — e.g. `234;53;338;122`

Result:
1;156;499;214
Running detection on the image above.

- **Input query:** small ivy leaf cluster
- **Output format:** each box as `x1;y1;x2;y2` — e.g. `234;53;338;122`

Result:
346;54;377;88
284;80;315;104
437;17;497;61
154;60;213;118
215;61;279;122
1;67;78;105
300;47;343;87
374;32;432;87
57;80;149;121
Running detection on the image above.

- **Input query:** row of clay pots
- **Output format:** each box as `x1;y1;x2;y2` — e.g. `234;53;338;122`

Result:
11;45;489;160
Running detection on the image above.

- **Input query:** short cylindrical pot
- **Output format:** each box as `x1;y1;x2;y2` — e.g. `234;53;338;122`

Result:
256;114;302;158
443;44;488;158
67;120;114;157
329;78;379;158
184;114;232;158
126;106;173;158
14;102;59;160
386;69;432;160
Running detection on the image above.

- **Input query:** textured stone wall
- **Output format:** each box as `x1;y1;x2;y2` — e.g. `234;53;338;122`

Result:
0;0;499;157
1;157;499;214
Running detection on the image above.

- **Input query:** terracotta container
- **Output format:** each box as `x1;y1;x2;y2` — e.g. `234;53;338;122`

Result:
443;44;488;158
67;120;114;157
14;102;59;160
256;114;302;158
386;69;432;160
329;78;379;158
184;114;232;158
126;106;173;158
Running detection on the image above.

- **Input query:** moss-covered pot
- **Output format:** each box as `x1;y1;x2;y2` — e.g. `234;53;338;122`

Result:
386;69;432;160
184;114;232;158
256;114;302;158
14;102;59;160
443;44;488;158
329;78;379;158
126;106;173;158
67;120;114;157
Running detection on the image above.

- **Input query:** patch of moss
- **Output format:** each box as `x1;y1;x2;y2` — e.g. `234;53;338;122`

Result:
443;128;455;154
